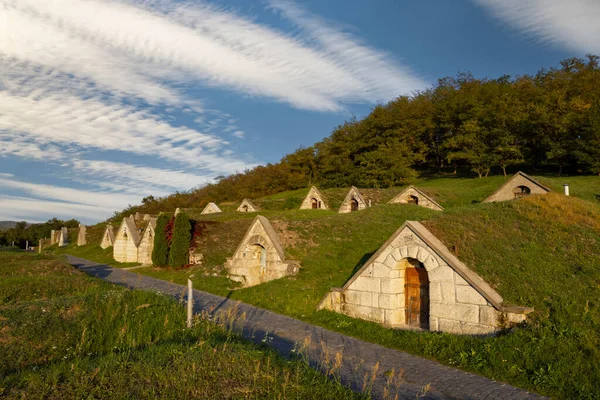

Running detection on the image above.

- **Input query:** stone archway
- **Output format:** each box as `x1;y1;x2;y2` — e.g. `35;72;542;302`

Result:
513;185;531;198
350;198;359;211
402;259;429;329
250;243;267;275
408;195;419;205
311;198;318;209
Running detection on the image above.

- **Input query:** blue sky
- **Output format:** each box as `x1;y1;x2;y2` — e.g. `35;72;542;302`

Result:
1;0;599;224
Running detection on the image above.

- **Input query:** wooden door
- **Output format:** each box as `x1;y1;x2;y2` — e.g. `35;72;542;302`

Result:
405;266;429;328
350;199;359;211
311;198;318;209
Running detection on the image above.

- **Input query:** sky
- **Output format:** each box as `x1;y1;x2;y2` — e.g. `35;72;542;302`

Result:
1;0;599;224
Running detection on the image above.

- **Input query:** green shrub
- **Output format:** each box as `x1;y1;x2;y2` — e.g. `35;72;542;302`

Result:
152;214;170;267
168;213;191;268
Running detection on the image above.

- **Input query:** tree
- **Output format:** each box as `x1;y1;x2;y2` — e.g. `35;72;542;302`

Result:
168;213;191;268
152;214;170;267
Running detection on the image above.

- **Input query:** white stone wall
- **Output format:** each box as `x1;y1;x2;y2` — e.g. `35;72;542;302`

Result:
325;226;512;335
100;226;114;249
299;187;327;210
226;221;295;287
485;174;549;202
137;227;154;265
113;227;139;263
338;188;367;214
77;225;87;246
389;187;443;211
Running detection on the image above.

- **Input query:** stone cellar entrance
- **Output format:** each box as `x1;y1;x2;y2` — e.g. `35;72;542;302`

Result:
404;261;429;329
350;198;359;211
251;244;267;276
408;195;419;205
513;185;531;198
311;198;319;209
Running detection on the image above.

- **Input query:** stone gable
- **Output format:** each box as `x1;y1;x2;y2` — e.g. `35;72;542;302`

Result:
58;227;69;247
299;186;328;210
113;217;141;263
318;221;532;335
237;199;259;212
225;215;299;287
201;202;222;214
100;224;115;249
338;186;367;213
484;171;551;203
388;186;444;211
137;218;157;265
77;224;87;246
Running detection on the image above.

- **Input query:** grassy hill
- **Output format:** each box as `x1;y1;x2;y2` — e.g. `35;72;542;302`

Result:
0;251;363;399
54;174;600;398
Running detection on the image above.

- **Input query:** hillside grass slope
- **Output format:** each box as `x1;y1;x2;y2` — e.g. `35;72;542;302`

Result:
57;175;600;398
0;252;364;399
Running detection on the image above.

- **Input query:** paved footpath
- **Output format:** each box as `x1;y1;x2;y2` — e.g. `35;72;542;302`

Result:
67;255;545;400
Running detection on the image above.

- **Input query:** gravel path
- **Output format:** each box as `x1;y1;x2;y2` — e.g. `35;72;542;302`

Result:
67;255;545;400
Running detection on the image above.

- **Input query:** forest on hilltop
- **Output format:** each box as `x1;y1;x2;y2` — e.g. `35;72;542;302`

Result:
115;55;600;220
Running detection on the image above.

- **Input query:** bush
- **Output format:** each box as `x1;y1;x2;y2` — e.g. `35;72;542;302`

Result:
168;213;191;268
152;215;170;267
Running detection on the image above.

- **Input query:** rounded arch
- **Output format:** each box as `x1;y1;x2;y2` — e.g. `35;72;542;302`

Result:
408;195;419;205
513;185;531;198
350;198;359;211
311;198;318;209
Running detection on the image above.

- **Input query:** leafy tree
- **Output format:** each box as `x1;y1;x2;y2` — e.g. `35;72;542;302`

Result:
168;213;191;268
152;214;170;267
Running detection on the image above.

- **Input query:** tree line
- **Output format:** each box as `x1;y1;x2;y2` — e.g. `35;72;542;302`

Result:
111;55;600;220
0;218;80;248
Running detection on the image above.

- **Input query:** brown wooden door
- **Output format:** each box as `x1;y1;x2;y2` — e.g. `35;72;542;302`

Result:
311;198;318;209
405;266;429;328
350;199;359;211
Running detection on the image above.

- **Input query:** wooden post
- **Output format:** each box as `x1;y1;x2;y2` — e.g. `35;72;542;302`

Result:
187;275;195;328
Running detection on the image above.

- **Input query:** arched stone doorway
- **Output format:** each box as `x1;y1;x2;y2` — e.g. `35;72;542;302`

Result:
242;204;249;212
403;259;429;329
350;198;359;211
250;244;267;275
311;198;318;209
408;195;419;205
513;185;531;198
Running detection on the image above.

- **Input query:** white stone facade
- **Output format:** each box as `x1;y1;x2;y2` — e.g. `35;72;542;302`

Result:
77;225;87;246
299;186;328;210
137;218;157;265
58;227;69;247
338;186;367;213
318;221;532;335
100;225;115;249
237;199;258;212
388;186;444;211
113;217;141;263
201;202;222;214
484;171;551;202
225;216;299;287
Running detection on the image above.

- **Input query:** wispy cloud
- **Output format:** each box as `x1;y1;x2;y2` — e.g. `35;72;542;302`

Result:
473;0;600;54
0;0;425;222
0;195;112;223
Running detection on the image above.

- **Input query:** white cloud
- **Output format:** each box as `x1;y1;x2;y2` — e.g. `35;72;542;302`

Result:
0;195;111;223
232;130;245;139
473;0;600;54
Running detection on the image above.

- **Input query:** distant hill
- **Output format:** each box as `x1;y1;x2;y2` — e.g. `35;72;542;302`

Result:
0;221;19;230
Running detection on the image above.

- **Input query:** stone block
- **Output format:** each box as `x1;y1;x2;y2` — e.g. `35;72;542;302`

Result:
372;262;390;278
378;293;401;309
342;289;361;305
391;247;402;262
440;281;456;303
428;265;454;282
429;282;442;302
454;273;470;286
385;308;404;325
408;246;419;259
350;277;380;293
430;303;479;324
424;255;438;270
429;316;439;331
479;306;498;326
380;278;403;294
360;292;373;307
384;253;397;268
399;246;408;258
417;247;430;263
456;285;488;305
437;318;463;334
342;303;384;323
506;312;527;324
460;323;497;335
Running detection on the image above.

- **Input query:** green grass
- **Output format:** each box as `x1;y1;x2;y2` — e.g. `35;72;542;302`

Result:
51;244;140;268
64;175;600;399
0;252;366;399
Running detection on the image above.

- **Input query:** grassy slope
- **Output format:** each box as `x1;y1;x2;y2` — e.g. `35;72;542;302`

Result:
0;252;364;399
64;175;600;398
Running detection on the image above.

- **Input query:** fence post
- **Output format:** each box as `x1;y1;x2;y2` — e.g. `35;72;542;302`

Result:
187;274;195;328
